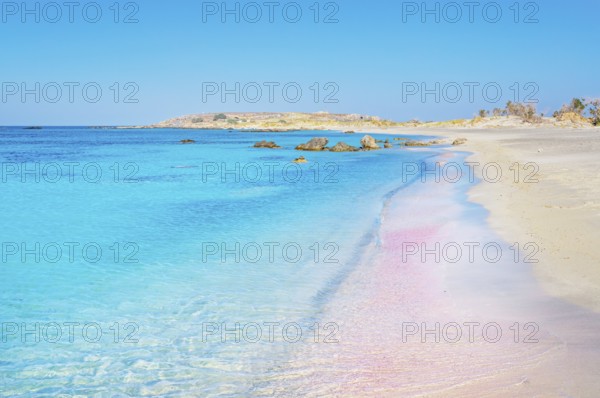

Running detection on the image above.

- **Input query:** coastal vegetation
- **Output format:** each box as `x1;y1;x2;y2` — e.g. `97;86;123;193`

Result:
477;97;600;126
553;98;600;126
478;101;541;123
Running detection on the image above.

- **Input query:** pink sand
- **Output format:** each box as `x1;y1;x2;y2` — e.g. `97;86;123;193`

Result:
267;149;600;397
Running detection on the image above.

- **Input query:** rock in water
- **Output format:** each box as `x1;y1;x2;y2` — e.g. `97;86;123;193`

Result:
330;142;359;152
253;140;281;149
361;135;380;150
295;138;329;151
405;141;431;147
294;156;308;164
180;139;196;144
452;138;468;146
384;140;393;149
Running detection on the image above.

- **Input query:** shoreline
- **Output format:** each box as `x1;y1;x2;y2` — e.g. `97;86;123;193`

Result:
275;146;600;396
78;123;600;313
356;126;600;313
108;123;600;313
462;131;600;312
276;147;600;396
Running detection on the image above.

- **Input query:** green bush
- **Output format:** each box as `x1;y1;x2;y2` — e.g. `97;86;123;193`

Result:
555;98;587;117
213;113;227;121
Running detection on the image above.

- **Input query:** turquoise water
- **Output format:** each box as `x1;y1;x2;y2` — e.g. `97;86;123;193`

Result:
0;128;439;396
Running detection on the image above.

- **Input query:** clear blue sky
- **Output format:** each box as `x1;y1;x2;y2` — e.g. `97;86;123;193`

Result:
1;0;598;125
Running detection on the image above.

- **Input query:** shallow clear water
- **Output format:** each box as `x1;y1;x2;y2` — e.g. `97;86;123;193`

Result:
0;127;439;396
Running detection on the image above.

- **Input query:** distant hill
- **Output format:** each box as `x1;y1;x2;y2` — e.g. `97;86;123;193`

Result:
142;112;400;131
136;111;599;131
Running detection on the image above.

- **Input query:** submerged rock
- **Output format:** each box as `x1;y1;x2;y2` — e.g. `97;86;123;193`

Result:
330;142;359;152
344;130;356;134
361;135;380;150
452;138;468;146
295;138;329;151
245;128;298;132
253;140;281;149
293;156;308;164
405;141;431;147
180;139;196;144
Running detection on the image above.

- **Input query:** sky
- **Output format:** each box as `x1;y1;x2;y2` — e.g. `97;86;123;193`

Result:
1;0;599;125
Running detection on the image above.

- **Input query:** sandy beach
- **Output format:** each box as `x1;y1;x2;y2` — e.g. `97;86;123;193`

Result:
392;127;600;313
460;128;600;313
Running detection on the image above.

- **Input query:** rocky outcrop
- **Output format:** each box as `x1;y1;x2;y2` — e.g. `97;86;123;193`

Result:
294;156;308;164
253;140;281;149
361;135;380;150
296;138;329;151
180;139;196;144
452;138;468;146
384;139;393;149
344;130;355;134
330;142;359;152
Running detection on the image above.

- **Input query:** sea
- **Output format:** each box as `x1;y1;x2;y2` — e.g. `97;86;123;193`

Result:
0;127;441;396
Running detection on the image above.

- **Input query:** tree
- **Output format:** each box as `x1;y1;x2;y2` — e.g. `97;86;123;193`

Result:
506;101;520;116
570;98;586;115
588;100;600;125
523;105;539;123
504;101;541;123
